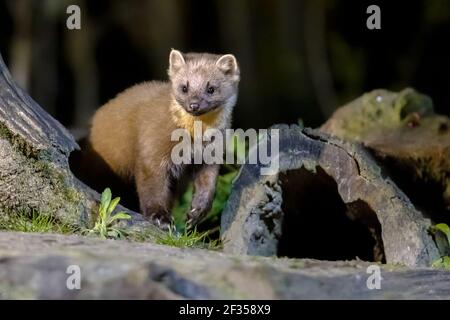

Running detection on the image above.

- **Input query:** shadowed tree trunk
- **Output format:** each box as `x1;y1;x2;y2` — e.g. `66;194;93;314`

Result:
8;0;32;90
64;0;99;130
304;0;338;118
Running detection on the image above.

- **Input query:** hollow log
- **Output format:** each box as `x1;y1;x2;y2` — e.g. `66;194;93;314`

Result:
220;124;440;267
0;53;152;232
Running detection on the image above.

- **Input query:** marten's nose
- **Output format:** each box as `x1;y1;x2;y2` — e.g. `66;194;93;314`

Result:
189;103;200;112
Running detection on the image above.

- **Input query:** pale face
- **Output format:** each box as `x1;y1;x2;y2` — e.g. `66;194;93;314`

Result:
168;50;240;116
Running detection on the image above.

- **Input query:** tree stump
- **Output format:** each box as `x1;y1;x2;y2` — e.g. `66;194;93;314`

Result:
220;124;440;267
0;53;151;232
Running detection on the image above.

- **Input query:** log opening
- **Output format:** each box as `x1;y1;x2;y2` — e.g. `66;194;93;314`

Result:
277;167;384;262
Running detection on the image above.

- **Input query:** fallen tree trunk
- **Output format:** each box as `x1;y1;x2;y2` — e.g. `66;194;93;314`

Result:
221;124;440;267
0;53;152;233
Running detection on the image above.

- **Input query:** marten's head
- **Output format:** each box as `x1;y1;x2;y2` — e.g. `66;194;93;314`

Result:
168;49;240;116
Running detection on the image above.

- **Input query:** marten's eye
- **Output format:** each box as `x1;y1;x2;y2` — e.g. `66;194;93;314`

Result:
181;85;188;93
207;86;215;95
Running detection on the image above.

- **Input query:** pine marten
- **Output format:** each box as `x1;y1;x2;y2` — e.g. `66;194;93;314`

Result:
89;49;240;229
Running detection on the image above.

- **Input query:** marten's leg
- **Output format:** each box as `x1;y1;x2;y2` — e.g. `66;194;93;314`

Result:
187;164;219;226
135;161;173;229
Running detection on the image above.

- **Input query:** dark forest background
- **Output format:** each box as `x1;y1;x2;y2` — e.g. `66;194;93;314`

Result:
0;0;449;135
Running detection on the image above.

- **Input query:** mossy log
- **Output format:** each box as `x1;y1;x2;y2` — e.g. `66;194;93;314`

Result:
221;125;440;267
0;53;152;233
321;88;450;216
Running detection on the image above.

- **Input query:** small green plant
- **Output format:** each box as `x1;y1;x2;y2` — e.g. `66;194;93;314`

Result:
432;256;450;270
172;131;245;231
85;188;131;239
156;225;221;250
0;210;75;234
429;223;450;270
172;170;238;231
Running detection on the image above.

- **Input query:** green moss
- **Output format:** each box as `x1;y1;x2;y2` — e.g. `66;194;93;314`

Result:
30;153;84;219
340;88;435;139
63;187;82;204
0;121;85;227
0;122;40;159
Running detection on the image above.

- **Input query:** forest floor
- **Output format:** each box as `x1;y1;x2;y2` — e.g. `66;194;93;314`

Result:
0;231;449;299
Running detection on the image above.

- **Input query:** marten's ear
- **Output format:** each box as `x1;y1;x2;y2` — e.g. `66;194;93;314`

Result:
216;54;239;77
169;49;185;75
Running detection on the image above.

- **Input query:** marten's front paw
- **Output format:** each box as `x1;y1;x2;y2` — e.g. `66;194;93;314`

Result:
146;211;173;231
186;201;211;228
186;208;201;228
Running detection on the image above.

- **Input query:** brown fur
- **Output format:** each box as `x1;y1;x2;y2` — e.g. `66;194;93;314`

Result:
89;50;240;228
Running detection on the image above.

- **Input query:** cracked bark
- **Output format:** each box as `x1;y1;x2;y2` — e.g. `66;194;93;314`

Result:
221;124;440;267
